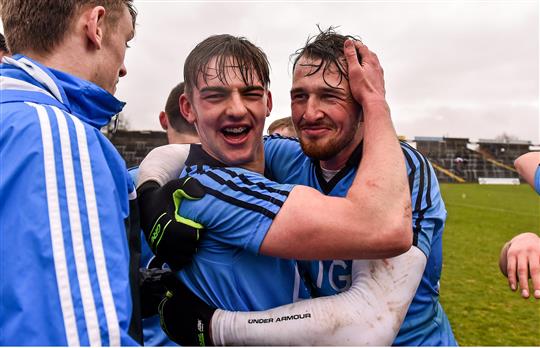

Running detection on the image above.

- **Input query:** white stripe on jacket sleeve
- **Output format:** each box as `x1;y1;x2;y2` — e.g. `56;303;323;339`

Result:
70;114;122;346
29;102;80;346
52;106;102;345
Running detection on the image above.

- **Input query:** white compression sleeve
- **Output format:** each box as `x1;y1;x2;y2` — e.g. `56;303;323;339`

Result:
136;144;191;189
212;246;426;346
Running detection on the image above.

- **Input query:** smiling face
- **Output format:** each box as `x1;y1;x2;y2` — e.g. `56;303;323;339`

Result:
290;55;363;169
181;56;272;173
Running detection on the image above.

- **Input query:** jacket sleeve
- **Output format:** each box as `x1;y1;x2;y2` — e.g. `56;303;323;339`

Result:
0;102;138;345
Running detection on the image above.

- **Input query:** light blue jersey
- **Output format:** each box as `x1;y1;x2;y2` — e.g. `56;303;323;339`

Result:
177;145;309;311
534;165;540;194
264;135;457;346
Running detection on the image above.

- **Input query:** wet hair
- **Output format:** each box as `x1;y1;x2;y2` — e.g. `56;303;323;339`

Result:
164;82;197;136
0;0;137;54
183;34;270;96
291;26;360;89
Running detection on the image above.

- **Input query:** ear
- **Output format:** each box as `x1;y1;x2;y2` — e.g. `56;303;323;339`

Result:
265;90;273;117
85;6;106;50
180;93;197;124
159;111;168;131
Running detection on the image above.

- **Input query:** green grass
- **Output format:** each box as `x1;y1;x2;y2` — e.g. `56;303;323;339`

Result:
439;184;540;346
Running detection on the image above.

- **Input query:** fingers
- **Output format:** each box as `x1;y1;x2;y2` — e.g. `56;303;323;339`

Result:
343;39;360;67
516;254;530;298
344;40;382;70
505;233;540;299
356;41;381;69
498;242;510;276
529;254;540;299
342;39;386;105
506;250;518;291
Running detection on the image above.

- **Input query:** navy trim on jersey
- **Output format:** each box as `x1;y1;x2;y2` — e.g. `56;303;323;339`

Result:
185;144;228;167
215;168;290;197
183;144;284;219
201;170;286;208
313;141;364;195
202;186;277;219
400;144;415;196
265;134;300;143
401;142;433;247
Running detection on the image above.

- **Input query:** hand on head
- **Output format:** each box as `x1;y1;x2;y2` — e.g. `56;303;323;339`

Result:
343;40;386;107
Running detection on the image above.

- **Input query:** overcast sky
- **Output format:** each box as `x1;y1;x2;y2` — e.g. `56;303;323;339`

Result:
13;1;540;142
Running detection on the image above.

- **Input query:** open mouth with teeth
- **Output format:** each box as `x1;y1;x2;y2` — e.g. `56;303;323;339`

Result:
221;126;251;141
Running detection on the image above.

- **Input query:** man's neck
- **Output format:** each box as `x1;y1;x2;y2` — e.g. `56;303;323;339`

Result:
169;133;200;145
320;130;364;171
200;144;266;175
241;160;265;175
21;38;93;83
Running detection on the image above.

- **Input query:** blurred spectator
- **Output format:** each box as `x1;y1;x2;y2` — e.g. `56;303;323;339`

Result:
267;116;296;137
454;156;464;175
159;82;199;145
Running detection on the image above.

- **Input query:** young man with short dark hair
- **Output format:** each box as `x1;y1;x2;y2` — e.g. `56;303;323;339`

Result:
0;0;142;345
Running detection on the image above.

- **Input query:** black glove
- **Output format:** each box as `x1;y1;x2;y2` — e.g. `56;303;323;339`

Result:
138;177;205;271
139;267;173;318
159;273;216;346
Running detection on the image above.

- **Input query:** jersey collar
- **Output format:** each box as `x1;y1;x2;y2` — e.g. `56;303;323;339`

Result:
313;141;364;195
185;144;230;168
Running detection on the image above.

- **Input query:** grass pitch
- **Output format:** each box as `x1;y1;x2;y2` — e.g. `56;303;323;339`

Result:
439;184;540;346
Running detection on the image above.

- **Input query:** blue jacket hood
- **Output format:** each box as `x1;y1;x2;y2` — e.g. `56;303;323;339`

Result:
0;54;125;128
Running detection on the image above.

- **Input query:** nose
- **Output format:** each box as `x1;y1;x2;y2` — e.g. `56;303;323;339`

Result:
226;92;248;118
303;97;324;122
119;63;127;78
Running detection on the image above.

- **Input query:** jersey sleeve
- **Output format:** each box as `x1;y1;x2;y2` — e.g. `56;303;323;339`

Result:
401;143;447;257
263;135;305;183
212;247;427;346
180;166;295;254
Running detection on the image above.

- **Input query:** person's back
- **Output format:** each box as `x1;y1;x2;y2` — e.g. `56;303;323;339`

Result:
0;1;140;345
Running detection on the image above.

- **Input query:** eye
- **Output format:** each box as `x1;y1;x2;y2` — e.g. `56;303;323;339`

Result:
244;92;263;99
322;94;340;100
291;93;307;102
204;93;225;100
